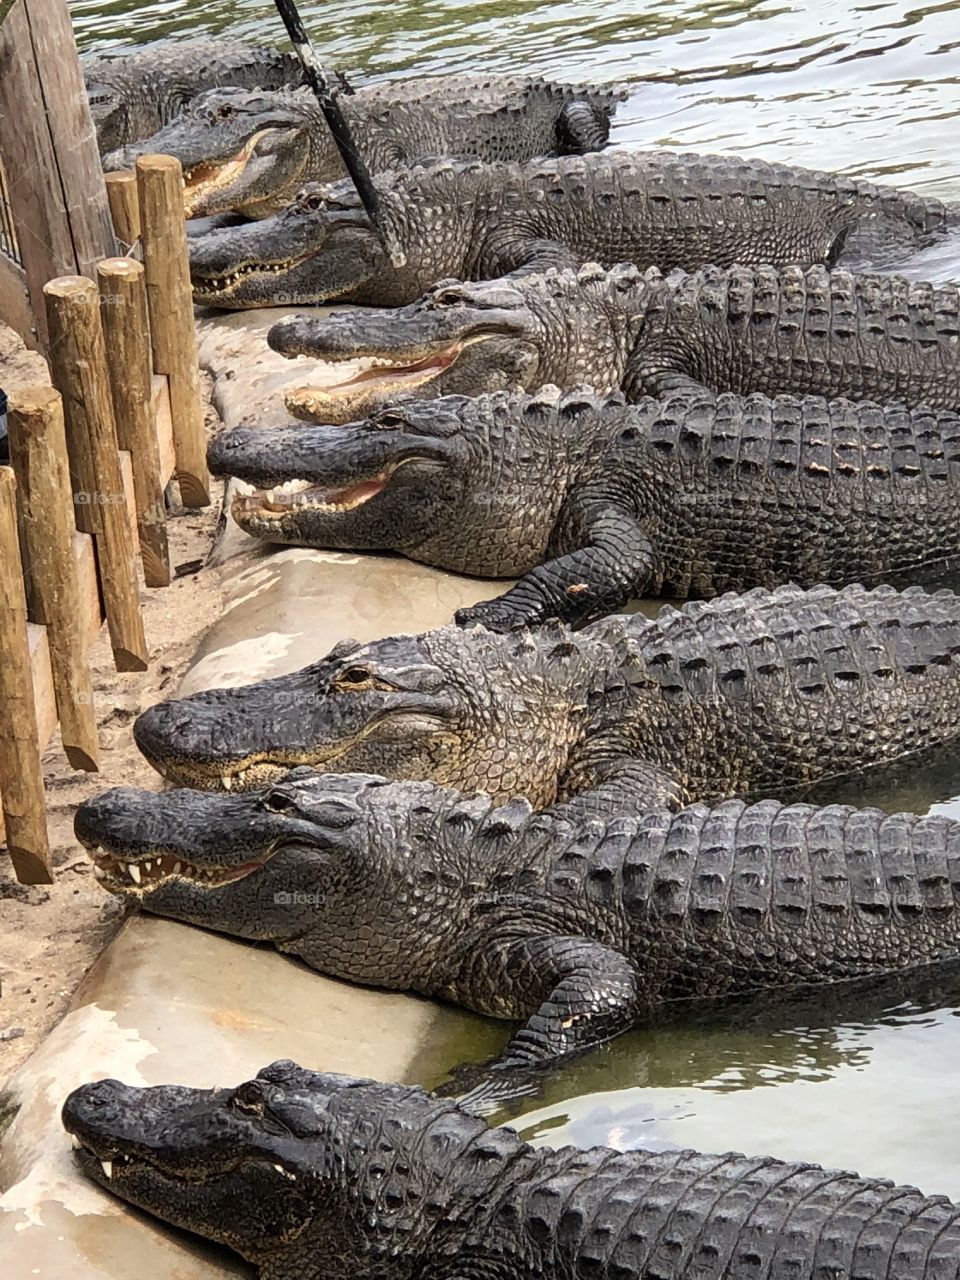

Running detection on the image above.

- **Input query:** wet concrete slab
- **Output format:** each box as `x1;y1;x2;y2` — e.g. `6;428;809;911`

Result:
0;307;508;1277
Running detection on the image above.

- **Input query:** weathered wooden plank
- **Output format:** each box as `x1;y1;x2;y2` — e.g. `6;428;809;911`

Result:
0;0;115;348
0;251;35;349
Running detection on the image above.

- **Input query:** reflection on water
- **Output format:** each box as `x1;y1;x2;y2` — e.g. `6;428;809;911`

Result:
71;0;960;1199
71;0;960;192
513;964;960;1196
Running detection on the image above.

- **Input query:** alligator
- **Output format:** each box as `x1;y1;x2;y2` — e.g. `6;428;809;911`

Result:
132;581;960;811
268;262;960;424
82;39;303;154
187;151;949;309
211;387;960;631
75;768;960;1067
102;77;625;220
64;1060;960;1279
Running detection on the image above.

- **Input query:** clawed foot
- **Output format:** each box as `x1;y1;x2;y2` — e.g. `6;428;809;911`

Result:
455;599;542;632
434;1055;550;1117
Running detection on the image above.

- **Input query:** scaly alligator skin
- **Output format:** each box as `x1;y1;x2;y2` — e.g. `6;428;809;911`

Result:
187;151;947;309
102;77;624;219
132;582;960;810
63;1062;960;1279
82;39;303;154
211;387;960;630
75;770;960;1065
269;262;960;424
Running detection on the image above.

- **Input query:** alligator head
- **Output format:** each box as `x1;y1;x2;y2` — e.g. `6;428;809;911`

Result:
132;625;594;806
210;388;577;573
63;1062;503;1278
103;88;319;219
189;181;402;309
267;279;552;423
268;264;645;423
74;769;519;980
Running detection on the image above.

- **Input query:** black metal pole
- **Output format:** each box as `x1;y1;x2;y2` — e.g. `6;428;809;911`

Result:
270;0;406;267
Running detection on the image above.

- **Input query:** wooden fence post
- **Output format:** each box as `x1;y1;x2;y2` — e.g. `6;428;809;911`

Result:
137;154;210;508
0;0;115;350
104;171;142;251
45;279;102;538
42;276;149;673
98;257;172;588
0;468;52;884
7;387;101;772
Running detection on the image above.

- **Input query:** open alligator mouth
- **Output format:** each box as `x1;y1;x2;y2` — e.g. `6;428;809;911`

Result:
231;464;401;522
182;128;277;217
284;338;490;421
85;845;272;893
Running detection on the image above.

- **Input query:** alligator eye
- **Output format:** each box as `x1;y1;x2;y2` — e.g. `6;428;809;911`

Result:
301;193;325;213
261;791;298;814
335;665;374;690
232;1081;267;1114
430;289;465;309
215;104;235;120
374;410;407;429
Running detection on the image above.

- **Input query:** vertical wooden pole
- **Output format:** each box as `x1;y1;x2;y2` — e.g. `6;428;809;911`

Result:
7;387;102;772
42;277;149;673
45;279;102;537
137;154;211;508
0;0;116;350
104;171;142;251
98;258;172;588
0;468;52;885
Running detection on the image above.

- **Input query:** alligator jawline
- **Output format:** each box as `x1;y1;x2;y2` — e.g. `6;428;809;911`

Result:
192;249;317;297
88;846;270;891
72;1139;299;1186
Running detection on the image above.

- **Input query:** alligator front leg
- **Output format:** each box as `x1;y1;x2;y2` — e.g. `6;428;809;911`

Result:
559;748;688;818
455;515;656;632
497;936;643;1064
486;235;584;278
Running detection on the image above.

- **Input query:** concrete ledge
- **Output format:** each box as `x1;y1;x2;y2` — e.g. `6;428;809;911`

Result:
0;307;508;1277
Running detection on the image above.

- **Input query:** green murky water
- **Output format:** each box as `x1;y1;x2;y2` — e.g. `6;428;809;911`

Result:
70;0;960;1200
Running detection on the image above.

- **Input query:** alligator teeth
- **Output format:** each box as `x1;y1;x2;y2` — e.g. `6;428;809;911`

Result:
144;860;152;873
222;775;233;791
128;864;141;885
173;861;183;874
71;1134;82;1150
101;1160;113;1179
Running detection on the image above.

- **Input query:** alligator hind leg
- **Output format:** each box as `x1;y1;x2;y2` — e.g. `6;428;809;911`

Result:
557;99;613;154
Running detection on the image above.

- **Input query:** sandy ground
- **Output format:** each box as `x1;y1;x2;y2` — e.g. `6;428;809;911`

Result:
0;326;225;1088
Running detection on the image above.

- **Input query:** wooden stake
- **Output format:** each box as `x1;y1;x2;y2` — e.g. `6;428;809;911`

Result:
136;154;210;508
81;349;150;672
44;277;102;537
98;257;172;588
42;276;149;672
0;468;53;884
104;171;142;251
7;387;101;771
